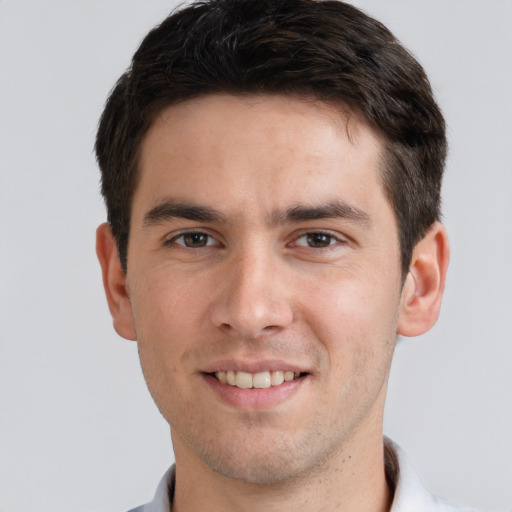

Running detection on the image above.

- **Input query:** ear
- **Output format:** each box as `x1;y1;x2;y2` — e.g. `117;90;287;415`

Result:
96;223;137;340
397;222;450;337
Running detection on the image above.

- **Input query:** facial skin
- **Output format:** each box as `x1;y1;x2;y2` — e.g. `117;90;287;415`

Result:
97;94;448;511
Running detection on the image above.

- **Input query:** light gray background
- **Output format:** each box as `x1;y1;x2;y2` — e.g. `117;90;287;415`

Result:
0;1;510;511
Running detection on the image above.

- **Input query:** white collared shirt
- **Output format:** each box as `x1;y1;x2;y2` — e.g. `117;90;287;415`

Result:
127;439;475;512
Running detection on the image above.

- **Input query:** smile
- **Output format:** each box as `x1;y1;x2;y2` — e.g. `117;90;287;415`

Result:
214;370;304;389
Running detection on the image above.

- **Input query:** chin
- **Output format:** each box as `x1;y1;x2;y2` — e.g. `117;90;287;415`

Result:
208;454;310;484
190;429;335;485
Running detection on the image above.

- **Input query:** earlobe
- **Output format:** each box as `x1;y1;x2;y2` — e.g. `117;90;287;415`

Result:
96;223;137;341
397;222;450;337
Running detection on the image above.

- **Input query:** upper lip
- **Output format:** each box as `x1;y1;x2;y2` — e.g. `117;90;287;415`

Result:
202;359;309;374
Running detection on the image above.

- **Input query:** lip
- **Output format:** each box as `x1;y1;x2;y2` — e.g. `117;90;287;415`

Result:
202;359;308;374
203;372;308;409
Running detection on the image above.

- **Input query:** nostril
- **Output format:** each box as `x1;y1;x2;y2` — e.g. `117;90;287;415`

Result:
262;324;282;332
209;292;294;338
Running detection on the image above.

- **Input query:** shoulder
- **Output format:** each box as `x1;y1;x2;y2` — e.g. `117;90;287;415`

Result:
125;465;175;512
386;438;477;512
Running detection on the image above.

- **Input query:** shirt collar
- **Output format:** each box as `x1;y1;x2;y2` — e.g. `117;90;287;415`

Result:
385;438;474;512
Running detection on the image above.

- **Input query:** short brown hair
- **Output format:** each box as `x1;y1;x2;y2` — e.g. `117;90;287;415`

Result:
96;0;446;276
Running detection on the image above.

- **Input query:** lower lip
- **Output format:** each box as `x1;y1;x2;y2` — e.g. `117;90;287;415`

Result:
203;373;307;409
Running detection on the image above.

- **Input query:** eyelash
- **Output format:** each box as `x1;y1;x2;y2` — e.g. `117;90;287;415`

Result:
166;231;219;248
291;231;346;250
165;230;346;250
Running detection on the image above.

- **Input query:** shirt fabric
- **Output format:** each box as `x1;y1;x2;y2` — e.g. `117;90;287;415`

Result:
127;439;475;512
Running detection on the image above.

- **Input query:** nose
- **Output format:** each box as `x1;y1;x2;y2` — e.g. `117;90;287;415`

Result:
209;247;294;339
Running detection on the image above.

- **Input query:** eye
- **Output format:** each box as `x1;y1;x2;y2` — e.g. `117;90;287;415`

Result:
295;232;342;248
171;232;217;248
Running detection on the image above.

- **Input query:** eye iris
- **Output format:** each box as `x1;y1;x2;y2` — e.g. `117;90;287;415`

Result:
307;233;331;248
184;233;208;247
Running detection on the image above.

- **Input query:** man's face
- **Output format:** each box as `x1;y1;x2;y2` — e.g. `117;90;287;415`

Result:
125;94;404;483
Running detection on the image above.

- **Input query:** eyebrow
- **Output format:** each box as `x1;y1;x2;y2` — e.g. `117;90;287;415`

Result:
270;200;372;227
142;198;371;228
143;200;227;227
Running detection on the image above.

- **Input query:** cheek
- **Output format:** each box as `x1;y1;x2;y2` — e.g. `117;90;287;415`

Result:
129;275;208;420
301;275;398;428
298;269;399;366
129;272;212;382
132;270;208;335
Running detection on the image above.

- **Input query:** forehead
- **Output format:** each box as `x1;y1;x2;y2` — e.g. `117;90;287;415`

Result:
144;93;380;157
135;94;387;219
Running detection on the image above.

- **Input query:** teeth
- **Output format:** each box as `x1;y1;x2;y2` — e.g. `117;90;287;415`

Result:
253;372;271;389
214;370;302;389
284;371;295;382
235;371;253;389
270;370;284;386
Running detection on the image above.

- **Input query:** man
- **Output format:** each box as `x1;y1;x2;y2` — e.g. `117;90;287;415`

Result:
95;1;472;510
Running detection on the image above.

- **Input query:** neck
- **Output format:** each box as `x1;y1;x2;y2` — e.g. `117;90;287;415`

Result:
171;427;392;512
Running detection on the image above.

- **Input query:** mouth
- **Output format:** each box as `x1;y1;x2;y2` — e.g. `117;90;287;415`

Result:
211;370;307;389
203;365;310;409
